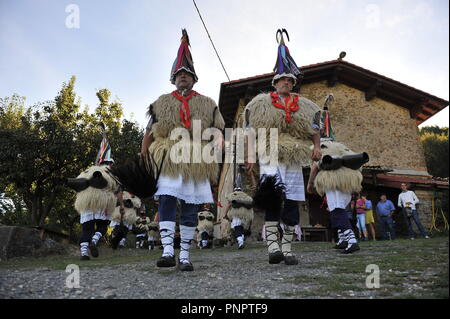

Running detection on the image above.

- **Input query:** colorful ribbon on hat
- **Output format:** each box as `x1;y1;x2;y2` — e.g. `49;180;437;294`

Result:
171;90;201;129
270;92;300;123
96;136;111;165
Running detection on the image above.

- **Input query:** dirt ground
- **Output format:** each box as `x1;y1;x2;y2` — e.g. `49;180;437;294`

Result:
0;236;448;299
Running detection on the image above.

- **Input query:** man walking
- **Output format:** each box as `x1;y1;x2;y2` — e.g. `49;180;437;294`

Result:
141;29;225;271
245;29;322;265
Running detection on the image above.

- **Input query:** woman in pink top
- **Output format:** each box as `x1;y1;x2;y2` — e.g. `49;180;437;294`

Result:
355;194;369;241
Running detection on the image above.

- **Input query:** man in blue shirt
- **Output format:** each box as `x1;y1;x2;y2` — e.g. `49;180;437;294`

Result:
376;194;396;240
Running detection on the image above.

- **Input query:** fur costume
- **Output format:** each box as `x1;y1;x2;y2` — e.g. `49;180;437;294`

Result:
148;93;225;184
107;154;161;199
244;93;321;167
111;192;140;226
134;216;151;234
196;210;214;236
313;140;364;196
72;165;118;217
226;190;254;229
148;221;160;239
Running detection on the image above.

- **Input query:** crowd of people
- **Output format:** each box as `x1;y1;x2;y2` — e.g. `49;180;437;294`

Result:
335;182;430;242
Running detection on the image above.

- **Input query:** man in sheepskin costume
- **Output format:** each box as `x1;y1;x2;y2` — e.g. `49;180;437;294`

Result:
134;210;151;249
68;158;118;260
67;130;124;260
223;174;254;249
307;95;369;254
196;208;215;249
110;191;141;249
68;122;161;259
245;29;322;265
140;29;225;271
147;220;159;250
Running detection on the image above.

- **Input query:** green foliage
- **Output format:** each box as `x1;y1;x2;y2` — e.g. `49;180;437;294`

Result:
0;76;144;238
0;94;27;129
420;126;449;137
0;192;29;226
420;126;449;178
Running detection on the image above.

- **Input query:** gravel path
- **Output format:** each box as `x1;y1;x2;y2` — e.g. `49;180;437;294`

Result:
0;238;448;299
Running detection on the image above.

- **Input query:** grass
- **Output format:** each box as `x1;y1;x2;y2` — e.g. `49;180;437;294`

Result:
1;236;448;299
287;237;448;298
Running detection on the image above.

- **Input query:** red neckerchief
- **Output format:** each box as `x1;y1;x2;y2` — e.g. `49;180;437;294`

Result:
171;90;201;129
270;92;300;123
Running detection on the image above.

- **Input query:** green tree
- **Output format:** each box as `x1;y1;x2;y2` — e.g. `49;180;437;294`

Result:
0;77;145;235
420;126;449;178
0;76;89;226
420;126;449;137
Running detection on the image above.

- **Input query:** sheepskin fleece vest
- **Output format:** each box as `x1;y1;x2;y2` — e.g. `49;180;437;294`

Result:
314;140;364;196
226;191;254;229
74;165;118;217
111;206;138;225
197;211;214;234
111;192;140;225
148;93;225;184
148;221;159;238
244;93;320;167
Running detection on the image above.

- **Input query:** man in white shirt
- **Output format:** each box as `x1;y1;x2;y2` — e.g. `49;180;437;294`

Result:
398;183;429;240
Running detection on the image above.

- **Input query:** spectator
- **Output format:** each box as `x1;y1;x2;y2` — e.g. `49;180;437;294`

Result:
355;194;369;241
398;183;430;240
376;194;396;240
362;194;376;240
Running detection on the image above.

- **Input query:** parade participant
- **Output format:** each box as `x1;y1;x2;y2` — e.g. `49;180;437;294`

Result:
147;220;159;250
223;174;254;249
67;145;117;260
307;95;369;254
110;191;140;249
134;210;151;248
196;208;215;249
141;29;225;271
245;29;322;265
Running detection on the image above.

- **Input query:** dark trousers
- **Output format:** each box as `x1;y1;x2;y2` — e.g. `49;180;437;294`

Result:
79;219;109;244
265;199;299;226
201;231;210;241
403;209;428;238
158;195;199;227
233;225;244;238
330;208;353;232
378;215;396;240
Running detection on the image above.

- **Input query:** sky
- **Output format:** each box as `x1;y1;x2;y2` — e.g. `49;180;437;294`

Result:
0;0;448;130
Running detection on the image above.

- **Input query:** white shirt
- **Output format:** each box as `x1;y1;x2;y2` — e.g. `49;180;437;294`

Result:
325;189;352;212
398;190;419;210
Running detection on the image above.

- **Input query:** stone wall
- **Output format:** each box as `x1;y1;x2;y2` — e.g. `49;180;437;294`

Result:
299;81;428;173
216;81;438;240
414;189;433;231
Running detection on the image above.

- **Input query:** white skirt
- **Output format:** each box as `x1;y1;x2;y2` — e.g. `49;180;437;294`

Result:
155;174;214;204
80;210;111;224
230;217;243;228
259;163;305;201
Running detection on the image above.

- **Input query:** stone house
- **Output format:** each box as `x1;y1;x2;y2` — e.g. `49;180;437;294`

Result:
215;58;449;241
